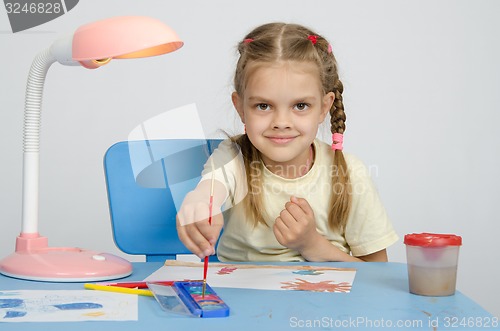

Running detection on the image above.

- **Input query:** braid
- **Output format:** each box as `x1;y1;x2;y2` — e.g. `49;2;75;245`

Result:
321;50;351;231
330;79;346;134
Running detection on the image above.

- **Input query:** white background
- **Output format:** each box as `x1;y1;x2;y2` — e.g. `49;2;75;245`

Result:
1;0;499;317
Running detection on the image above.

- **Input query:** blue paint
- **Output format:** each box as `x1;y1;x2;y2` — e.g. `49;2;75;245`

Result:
0;299;24;309
4;311;27;318
53;302;103;310
293;269;323;276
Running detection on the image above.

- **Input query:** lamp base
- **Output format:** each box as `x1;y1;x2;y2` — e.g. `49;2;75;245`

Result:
0;235;132;282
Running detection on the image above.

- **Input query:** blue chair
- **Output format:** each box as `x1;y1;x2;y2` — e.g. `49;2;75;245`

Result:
103;139;222;262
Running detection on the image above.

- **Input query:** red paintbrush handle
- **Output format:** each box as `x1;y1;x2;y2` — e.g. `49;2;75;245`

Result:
208;195;214;225
203;256;209;280
203;194;214;283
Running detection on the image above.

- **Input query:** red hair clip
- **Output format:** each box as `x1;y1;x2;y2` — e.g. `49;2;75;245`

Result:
243;38;253;44
307;35;318;45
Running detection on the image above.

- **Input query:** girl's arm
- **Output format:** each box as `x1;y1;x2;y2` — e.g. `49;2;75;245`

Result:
357;249;388;262
299;235;388;262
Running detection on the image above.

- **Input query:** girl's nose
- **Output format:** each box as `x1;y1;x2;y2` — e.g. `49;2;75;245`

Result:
272;109;292;130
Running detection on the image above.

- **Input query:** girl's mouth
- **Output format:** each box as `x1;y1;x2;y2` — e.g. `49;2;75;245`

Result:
268;137;295;144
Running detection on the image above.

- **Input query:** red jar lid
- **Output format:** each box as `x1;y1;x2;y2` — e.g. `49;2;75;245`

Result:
404;233;462;247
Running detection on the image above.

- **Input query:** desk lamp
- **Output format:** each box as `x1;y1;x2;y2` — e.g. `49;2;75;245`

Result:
0;16;183;282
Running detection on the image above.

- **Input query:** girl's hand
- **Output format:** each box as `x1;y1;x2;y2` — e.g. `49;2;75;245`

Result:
176;212;223;259
176;180;226;259
273;196;321;253
273;197;389;262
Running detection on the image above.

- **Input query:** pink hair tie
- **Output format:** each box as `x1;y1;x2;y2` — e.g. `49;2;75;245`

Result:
243;38;253;44
331;133;344;151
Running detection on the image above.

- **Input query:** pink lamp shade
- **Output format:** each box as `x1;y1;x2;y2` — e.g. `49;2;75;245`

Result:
73;16;183;69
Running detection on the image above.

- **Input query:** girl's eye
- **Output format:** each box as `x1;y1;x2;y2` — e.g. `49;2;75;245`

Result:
294;103;310;111
256;103;271;111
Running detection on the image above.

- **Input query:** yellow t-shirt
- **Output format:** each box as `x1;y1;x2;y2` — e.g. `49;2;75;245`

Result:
200;138;398;262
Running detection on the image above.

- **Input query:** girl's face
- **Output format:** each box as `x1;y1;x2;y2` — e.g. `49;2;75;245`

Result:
232;61;334;175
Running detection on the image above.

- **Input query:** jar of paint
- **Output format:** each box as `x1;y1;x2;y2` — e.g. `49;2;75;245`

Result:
404;233;462;296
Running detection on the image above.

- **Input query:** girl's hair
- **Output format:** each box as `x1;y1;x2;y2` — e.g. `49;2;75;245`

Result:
232;22;351;231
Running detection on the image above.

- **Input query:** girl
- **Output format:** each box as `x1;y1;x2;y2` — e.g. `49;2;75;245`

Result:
177;22;398;262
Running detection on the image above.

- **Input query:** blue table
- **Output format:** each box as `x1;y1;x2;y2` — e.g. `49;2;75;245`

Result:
0;262;498;330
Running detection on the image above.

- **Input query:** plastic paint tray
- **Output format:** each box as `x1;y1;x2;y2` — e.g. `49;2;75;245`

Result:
147;281;230;318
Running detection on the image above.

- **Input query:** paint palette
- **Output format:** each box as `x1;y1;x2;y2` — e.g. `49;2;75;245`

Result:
147;281;229;318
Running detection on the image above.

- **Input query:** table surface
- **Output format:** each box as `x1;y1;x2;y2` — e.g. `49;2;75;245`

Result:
0;262;498;331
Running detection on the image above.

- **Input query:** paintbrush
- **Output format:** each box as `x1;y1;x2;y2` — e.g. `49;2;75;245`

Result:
202;159;216;298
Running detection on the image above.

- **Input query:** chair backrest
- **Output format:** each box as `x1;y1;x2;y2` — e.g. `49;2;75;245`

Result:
103;139;222;262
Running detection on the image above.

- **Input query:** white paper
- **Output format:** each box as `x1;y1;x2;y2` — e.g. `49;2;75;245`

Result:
0;290;138;322
145;261;356;293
